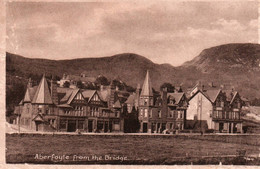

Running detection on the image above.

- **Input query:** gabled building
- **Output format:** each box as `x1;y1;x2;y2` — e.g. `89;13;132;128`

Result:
15;75;124;133
186;83;243;133
138;71;188;133
59;72;96;88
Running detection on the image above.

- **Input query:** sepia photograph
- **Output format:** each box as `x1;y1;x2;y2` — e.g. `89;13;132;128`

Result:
4;0;260;166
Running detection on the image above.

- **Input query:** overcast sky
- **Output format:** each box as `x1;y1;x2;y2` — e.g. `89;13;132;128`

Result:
6;1;258;66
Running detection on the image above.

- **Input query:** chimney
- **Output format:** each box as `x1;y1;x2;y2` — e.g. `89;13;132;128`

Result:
161;87;168;118
100;85;104;91
50;76;58;105
108;83;116;108
178;86;183;93
135;84;141;108
27;78;32;88
202;85;206;92
62;73;67;79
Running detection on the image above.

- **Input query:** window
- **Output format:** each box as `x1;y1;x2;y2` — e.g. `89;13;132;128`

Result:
144;109;148;117
149;110;152;118
219;111;222;119
225;112;229;119
180;111;183;119
149;98;153;106
177;111;181;119
144;99;148;105
38;108;42;113
45;108;49;114
60;120;67;129
221;101;224;107
140;109;143;117
48;119;55;125
78;120;84;129
170;123;173;129
237;102;241;108
229;112;232;119
158;110;161;118
115;111;119;117
26;104;29;113
169;111;173;118
65;110;70;115
236;112;239;119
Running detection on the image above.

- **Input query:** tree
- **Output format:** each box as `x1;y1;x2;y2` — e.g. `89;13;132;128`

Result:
112;79;124;90
95;75;110;86
76;80;85;89
63;81;70;88
160;83;175;92
125;85;135;93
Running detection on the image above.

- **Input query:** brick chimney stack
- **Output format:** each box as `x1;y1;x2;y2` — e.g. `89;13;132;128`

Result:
50;76;58;105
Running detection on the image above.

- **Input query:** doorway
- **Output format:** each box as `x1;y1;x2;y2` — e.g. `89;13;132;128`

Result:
104;121;108;132
109;122;112;132
68;120;76;132
88;120;93;132
219;123;224;133
143;123;148;133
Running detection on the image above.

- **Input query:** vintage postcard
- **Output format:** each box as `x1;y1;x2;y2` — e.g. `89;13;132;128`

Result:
3;0;260;167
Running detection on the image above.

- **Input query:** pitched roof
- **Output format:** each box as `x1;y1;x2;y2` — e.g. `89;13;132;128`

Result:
32;114;44;122
82;90;97;103
22;86;38;103
167;92;185;104
204;89;221;103
67;89;80;104
140;70;153;96
125;94;136;104
189;89;212;103
32;75;53;104
98;89;109;102
23;88;32;102
223;90;238;104
82;90;96;99
60;90;73;103
57;104;73;108
113;100;122;108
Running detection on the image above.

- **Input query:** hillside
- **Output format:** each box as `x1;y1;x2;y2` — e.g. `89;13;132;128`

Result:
183;43;260;73
6;43;260;112
6;52;191;89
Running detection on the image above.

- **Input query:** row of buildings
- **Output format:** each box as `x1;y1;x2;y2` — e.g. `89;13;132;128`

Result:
14;71;244;133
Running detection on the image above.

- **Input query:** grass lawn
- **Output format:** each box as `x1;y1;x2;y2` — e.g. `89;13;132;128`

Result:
6;133;260;165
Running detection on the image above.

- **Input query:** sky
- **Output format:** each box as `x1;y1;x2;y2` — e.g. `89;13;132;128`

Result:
6;1;259;66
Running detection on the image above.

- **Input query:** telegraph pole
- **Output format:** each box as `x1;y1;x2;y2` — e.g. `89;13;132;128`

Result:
18;112;21;134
